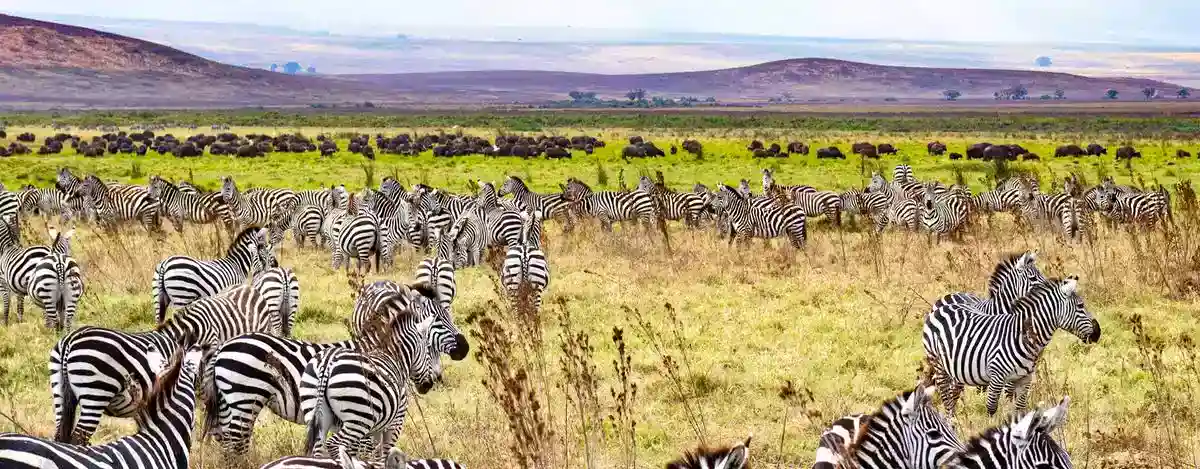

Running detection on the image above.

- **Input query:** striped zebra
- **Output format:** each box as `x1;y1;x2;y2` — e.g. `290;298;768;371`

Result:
812;384;963;469
51;280;287;444
448;205;526;268
255;266;301;338
29;238;83;332
330;204;384;274
261;449;465;469
866;173;919;231
666;437;751;469
0;190;18;235
710;183;806;248
499;175;573;229
56;168;93;223
1;221;70;326
149;175;234;231
363;187;417;265
562;177;657;232
415;232;457;314
771;185;842;225
294;204;326;248
177;180;202;195
893;164;916;184
839;189;890;232
79;175;161;231
761;168;816;198
0;343;205;469
300;300;438;460
298;185;350;212
18;185;73;223
945;397;1072;469
931;251;1047;317
220;176;298;240
418;187;474;239
1105;186;1171;228
203;281;466;457
921;182;970;241
637;176;707;227
153;226;276;324
501;211;550;312
970;189;1024;218
923;277;1100;418
1056;196;1092;242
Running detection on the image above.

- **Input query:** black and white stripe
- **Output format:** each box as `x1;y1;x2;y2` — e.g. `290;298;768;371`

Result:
153;227;276;324
220;176;298;238
666;437;751;469
562;177;657;231
148;175;232;231
1105;187;1171;227
812;384;962;469
638;176;707;227
51;281;286;444
923;277;1100;418
945;397;1073;469
18;185;74;223
79;175;161;231
0;344;205;469
761;168;816;198
330;204;384;274
56;168;93;224
0;222;69;326
501;211;550;312
931;251;1047;317
499;175;573;228
415;233;457;314
921;182;970;241
893;164;916;184
260;449;466;469
710;184;806;248
29;230;83;332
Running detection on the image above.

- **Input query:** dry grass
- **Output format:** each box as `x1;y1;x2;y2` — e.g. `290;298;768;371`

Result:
0;128;1198;468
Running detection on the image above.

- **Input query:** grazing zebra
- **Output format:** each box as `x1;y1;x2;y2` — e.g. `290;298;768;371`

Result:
923;277;1101;418
893;164;916;184
220;175;298;238
300;304;438;460
866;173;919;231
945;397;1072;469
148;175;232;231
1;221;70;326
0;190;19;234
921;182;970;241
710;183;806;248
1105;187;1171;228
666;436;751;469
17;185;73;222
501;211;550;312
839;189;889;232
638;176;707;227
761;168;815;197
1056;196;1092;242
331;204;384;274
499;175;573;228
561;177;657;231
773;186;842;225
812;384;963;469
56;168;93;223
29;242;83;332
79;175;161;231
0;343;205;469
153;227;276;324
363;187;416;265
931;251;1047;317
415;232;457;314
449;201;526;267
260;448;465;469
51;281;286;444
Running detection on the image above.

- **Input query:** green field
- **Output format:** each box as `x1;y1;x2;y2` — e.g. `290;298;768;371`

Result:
0;120;1197;468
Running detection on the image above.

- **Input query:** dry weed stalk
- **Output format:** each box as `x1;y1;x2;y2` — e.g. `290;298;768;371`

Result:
555;298;603;468
625;303;707;443
608;326;638;469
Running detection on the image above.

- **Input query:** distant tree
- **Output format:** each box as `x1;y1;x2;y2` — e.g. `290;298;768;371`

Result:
283;62;302;75
625;88;646;101
1040;94;1052;100
1035;56;1053;67
1009;84;1029;100
994;91;1001;100
1105;89;1119;100
270;63;278;72
1054;89;1066;100
943;90;962;101
1142;87;1157;100
568;91;584;101
1179;88;1191;99
307;66;317;74
363;101;375;108
704;96;716;103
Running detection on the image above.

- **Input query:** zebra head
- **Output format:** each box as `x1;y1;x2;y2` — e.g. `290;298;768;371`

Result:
475;181;498;209
987;251;1047;305
923;182;939;210
737;179;753;198
1057;276;1100;343
897;384;964;469
499;175;524;197
147;175;166;199
412;283;469;363
219;176;240;203
561;178;592;203
948;397;1072;469
761;168;776;193
666;436;751;469
866;172;887;193
331;184;349;211
637;175;655;193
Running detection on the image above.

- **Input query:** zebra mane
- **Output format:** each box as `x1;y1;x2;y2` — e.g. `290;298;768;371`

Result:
954;397;1069;460
230;227;266;253
1011;276;1074;312
507;175;527;187
665;436;751;469
134;334;195;420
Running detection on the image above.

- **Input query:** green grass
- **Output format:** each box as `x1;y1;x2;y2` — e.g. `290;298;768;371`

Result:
0;124;1197;468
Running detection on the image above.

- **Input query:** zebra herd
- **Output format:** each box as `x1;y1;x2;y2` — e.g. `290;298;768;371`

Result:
0;163;1113;469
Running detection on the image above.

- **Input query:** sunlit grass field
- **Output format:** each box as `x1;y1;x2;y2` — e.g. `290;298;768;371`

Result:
0;125;1197;468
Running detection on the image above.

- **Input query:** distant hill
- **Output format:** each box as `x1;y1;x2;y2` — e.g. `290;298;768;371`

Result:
0;14;1185;107
348;58;1183;102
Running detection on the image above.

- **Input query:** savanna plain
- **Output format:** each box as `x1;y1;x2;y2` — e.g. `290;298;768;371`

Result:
0;115;1198;469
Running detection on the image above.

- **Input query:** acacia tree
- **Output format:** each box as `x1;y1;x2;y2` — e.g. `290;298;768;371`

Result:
1105;89;1119;99
1143;87;1157;100
943;90;962;101
625;89;647;101
1179;88;1191;99
1054;89;1066;100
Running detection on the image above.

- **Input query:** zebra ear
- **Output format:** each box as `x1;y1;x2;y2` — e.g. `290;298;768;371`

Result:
901;384;934;416
1037;396;1070;433
725;437;750;468
1011;410;1039;445
1060;277;1079;295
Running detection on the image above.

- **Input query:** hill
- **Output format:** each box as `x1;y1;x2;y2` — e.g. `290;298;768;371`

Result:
348;58;1183;102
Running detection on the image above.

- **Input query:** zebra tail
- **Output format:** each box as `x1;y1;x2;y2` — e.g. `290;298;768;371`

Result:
200;358;222;439
374;225;383;272
304;357;337;456
153;261;170;325
54;339;78;443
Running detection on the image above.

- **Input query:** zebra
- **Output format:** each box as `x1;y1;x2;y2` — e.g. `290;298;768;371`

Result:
839;189;890;232
637;176;707;227
709;183;806;248
1;221;70;326
893;164;916;184
148;175;233;231
945;397;1072;469
812;384;963;469
260;448;465;469
866;173;920;231
29;239;83;332
931;251;1047;317
203;281;466;457
1056;196;1092;242
415;232;457;314
220;175;298;239
666;436;751;469
0;190;18;235
447;196;525;268
300;298;439;460
362;187;416;265
177;180;202;195
17;185;74;223
56;168;93;223
1104;187;1171;228
970;189;1024;219
773;185;842;225
153;226;276;324
79;175;161;231
921;182;970;241
294;204;326;248
0;343;206;469
923;277;1100;418
51;280;287;444
331;203;384;274
297;185;349;212
499;175;573;229
561;177;657;232
254;266;301;338
761;168;816;198
501;211;550;312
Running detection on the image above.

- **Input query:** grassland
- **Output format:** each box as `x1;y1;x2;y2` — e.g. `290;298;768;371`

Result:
0;123;1198;469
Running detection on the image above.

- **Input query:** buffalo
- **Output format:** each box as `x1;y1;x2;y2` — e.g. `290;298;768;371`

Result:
949;152;963;160
1115;146;1141;159
681;139;703;156
1086;143;1107;156
852;142;876;155
787;142;810;155
1178;149;1192;158
629;136;644;145
1022;153;1040;161
545;147;571;159
877;143;898;155
1054;145;1085;157
927;141;947;156
966;142;992;160
817;146;845;159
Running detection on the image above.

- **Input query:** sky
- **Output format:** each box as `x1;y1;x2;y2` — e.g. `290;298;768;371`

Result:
7;0;1200;46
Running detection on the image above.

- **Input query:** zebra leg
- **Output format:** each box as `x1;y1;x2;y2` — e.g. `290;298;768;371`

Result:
15;293;24;322
70;397;111;444
1011;374;1034;414
325;420;373;462
984;376;1007;416
1;286;9;325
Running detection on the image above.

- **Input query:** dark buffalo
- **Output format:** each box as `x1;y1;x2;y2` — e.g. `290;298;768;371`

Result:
966;143;992;160
747;140;764;151
1054;145;1085;157
852;142;876;155
545;147;571;159
1178;149;1192;158
860;146;879;159
319;141;338;157
629;136;644;145
817;146;845;159
877;143;898;155
682;139;703;156
16;132;36;142
236;144;262;158
768;143;782;155
949;152;963;160
1086;143;1107;156
641;142;666;157
361;146;375;160
787;142;810;155
1115;146;1141;159
622;145;646;159
984;145;1014;161
1022;153;1040;161
670;145;677;155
